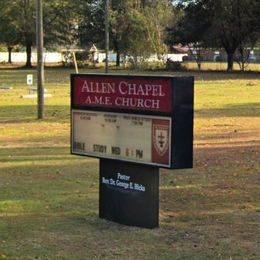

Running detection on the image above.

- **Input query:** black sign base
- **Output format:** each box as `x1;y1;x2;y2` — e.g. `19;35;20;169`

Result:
99;159;159;228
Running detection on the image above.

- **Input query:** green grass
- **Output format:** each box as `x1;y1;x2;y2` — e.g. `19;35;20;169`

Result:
182;61;260;72
0;67;259;259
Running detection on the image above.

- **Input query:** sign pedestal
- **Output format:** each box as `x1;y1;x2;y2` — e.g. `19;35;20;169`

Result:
99;159;159;228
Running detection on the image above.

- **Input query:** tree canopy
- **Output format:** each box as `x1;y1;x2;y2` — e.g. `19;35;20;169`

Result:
77;0;173;66
0;0;78;67
0;0;259;70
168;0;260;70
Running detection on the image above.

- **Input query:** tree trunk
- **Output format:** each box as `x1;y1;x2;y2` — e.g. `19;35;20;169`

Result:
7;46;13;63
227;52;234;71
116;51;120;67
239;47;246;72
25;42;32;68
112;39;120;67
241;52;245;72
196;48;202;70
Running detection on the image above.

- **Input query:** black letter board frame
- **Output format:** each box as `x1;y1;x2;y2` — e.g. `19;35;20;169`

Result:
71;74;194;170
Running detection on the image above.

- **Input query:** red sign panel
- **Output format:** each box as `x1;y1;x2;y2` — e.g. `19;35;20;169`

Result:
73;75;172;113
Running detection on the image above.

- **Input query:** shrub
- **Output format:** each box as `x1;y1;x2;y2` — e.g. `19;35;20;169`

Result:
165;59;185;71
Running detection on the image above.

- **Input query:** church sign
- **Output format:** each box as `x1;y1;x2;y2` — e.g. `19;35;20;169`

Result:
71;74;194;228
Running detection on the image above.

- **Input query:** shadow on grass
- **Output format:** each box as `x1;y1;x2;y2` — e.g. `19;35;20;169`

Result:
0;146;97;167
0;105;70;123
0;144;259;258
196;102;260;117
0;101;259;124
1;66;260;83
0;146;99;212
0;147;71;163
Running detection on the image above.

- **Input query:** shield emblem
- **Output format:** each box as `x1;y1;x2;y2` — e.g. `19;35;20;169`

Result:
153;124;169;156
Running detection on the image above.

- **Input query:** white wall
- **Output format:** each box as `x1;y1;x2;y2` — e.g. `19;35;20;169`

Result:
165;53;188;62
0;52;63;63
0;52;188;63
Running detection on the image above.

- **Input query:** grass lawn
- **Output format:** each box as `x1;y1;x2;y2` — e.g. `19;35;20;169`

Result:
0;67;259;259
182;62;260;72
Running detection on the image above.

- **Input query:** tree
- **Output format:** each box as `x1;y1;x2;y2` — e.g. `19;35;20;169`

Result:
166;1;210;69
78;0;144;65
168;0;260;71
0;0;78;67
43;0;84;48
77;0;106;51
78;0;173;66
0;1;22;63
0;1;20;63
210;0;260;71
109;0;149;66
0;0;36;67
110;0;173;65
142;0;173;60
234;33;258;71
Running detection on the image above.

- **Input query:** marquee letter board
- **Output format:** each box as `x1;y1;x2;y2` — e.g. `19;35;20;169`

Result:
71;74;194;169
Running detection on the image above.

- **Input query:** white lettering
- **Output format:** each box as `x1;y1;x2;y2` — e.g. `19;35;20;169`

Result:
117;173;130;181
119;81;128;94
144;84;152;95
118;81;165;97
116;180;129;189
134;183;145;192
115;97;160;109
81;81;90;92
153;85;165;96
85;96;92;104
81;81;115;94
128;84;136;95
85;96;112;105
102;177;109;184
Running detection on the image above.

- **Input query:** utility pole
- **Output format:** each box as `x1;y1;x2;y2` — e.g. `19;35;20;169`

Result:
36;0;44;119
105;0;109;73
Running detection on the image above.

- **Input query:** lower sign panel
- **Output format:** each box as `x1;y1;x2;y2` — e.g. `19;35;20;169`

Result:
72;110;172;167
99;159;159;228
